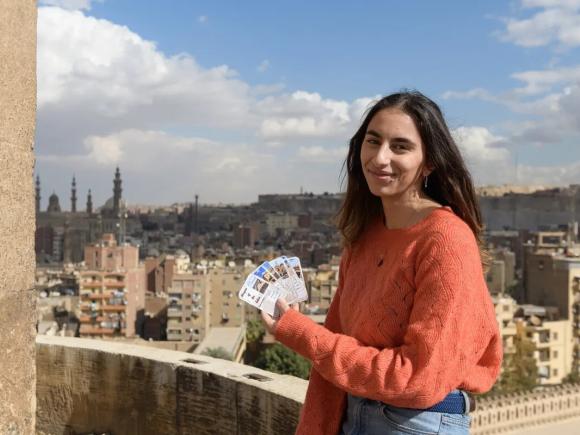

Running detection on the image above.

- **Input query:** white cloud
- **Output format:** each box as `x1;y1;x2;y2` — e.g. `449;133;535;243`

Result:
500;1;580;48
521;0;580;10
517;160;580;185
257;91;353;139
510;65;580;95
452;127;510;163
35;5;580;204
37;129;288;203
297;146;347;163
257;60;270;73
39;0;100;10
36;6;385;203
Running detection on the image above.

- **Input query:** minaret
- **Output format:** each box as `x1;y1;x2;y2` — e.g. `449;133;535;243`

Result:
113;166;122;215
35;175;41;213
86;189;93;214
71;176;77;213
194;194;199;234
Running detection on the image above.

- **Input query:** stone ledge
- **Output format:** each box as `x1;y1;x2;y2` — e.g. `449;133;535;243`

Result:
37;335;307;434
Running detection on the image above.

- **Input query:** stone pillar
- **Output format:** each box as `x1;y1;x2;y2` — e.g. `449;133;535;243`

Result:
0;1;37;434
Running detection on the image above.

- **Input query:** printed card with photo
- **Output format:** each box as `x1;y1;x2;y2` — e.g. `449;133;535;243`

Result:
285;256;308;302
252;261;281;284
238;273;282;316
238;255;308;315
268;257;294;294
287;257;305;284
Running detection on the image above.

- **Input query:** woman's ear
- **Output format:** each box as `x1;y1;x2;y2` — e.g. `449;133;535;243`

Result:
422;164;434;178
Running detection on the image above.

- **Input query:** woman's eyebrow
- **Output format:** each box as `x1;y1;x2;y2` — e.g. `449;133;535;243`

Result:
391;137;415;145
365;130;416;145
365;129;382;138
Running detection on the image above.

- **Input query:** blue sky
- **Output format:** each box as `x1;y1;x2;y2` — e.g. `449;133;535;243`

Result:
35;0;580;206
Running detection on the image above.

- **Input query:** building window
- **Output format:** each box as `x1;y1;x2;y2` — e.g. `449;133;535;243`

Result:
553;332;558;340
554;350;558;358
554;369;558;376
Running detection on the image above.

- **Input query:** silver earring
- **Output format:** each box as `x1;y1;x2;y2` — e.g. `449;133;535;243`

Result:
424;175;428;189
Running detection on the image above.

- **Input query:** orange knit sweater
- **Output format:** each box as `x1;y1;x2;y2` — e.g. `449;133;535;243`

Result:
275;207;502;435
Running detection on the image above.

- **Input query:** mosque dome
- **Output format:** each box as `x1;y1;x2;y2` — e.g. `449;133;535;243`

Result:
47;192;61;213
101;196;127;211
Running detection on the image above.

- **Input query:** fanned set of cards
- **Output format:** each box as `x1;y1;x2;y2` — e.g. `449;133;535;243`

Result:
238;256;308;316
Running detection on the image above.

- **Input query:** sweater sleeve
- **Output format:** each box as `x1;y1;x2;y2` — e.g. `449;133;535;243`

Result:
275;225;502;409
293;249;350;435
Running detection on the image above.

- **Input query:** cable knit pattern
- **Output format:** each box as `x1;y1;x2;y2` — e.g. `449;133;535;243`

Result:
275;206;503;435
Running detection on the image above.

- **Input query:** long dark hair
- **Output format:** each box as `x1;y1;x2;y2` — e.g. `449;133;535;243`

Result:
337;90;489;266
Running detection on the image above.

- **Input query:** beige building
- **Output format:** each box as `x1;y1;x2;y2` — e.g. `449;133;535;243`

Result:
166;252;211;344
492;295;518;357
514;305;571;384
208;264;247;327
486;248;516;295
78;234;146;338
492;295;573;385
524;232;580;377
305;262;339;314
265;212;299;235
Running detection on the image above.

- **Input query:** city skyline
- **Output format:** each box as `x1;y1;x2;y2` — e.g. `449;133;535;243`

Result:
36;0;580;206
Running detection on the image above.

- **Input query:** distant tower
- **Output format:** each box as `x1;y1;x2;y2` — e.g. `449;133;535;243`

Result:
113;166;122;215
86;189;93;214
71;175;77;213
35;175;41;213
194;194;199;234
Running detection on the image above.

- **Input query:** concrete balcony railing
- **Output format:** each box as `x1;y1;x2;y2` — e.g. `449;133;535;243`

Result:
36;336;307;434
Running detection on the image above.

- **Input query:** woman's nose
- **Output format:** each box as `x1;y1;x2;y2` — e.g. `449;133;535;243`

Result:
374;144;392;165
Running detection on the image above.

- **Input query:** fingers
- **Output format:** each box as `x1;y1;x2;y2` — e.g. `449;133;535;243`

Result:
260;310;276;333
276;297;290;311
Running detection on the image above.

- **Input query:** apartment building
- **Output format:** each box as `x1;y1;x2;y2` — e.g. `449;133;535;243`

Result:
265;213;299;236
208;264;247;327
166;252;210;344
514;305;571;384
493;295;518;357
492;295;572;385
79;234;145;338
486;248;516;295
306;262;339;314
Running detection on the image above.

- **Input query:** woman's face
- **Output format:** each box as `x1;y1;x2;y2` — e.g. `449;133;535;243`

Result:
360;108;428;201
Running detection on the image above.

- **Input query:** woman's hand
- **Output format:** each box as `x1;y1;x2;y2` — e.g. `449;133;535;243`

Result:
260;297;300;335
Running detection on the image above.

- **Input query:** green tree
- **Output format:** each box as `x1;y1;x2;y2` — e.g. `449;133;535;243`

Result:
202;346;232;361
254;344;311;380
506;282;519;300
562;369;580;384
494;335;537;394
246;319;265;344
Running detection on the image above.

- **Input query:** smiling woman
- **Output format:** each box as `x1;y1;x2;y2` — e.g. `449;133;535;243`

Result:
261;90;503;435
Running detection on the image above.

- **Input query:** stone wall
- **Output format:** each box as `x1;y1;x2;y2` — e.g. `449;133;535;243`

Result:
471;384;580;434
37;336;580;434
36;336;307;434
0;1;37;434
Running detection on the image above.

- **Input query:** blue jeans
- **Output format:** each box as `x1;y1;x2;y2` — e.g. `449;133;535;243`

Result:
340;393;471;435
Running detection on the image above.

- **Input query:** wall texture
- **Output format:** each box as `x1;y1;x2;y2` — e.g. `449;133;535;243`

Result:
36;337;580;435
0;1;37;433
36;336;307;435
